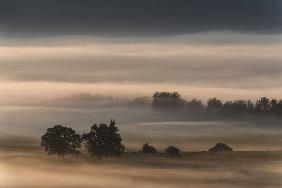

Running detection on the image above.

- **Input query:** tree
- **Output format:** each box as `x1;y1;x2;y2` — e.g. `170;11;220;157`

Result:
209;143;233;152
139;143;158;153
207;98;222;114
255;97;270;113
82;120;125;159
269;99;282;117
222;100;248;115
41;125;81;157
247;100;254;113
152;91;185;110
187;98;204;111
165;146;180;156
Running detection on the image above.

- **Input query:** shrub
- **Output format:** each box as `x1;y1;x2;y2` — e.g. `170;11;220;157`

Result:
165;146;180;155
139;143;158;153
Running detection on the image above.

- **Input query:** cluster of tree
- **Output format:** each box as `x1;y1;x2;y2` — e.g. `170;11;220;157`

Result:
152;92;282;117
41;120;182;158
41;120;124;159
152;92;185;109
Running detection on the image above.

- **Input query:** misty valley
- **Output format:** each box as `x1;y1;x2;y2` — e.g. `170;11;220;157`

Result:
1;0;282;187
1;92;282;188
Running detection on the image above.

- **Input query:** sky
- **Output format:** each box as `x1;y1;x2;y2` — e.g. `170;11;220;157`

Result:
0;0;282;106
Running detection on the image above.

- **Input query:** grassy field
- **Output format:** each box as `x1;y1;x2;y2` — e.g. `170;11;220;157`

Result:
0;145;282;188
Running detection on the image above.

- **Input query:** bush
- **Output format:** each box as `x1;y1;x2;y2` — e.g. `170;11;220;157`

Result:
209;143;233;152
139;143;158;153
165;146;180;155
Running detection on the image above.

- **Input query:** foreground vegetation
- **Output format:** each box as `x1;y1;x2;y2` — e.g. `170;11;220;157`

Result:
41;120;125;158
41;119;184;158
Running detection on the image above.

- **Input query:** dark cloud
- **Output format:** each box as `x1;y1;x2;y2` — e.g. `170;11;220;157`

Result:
0;0;281;36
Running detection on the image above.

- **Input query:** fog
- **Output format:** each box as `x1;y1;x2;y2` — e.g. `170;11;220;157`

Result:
0;148;282;188
0;17;282;188
1;93;282;188
1;1;282;187
1;32;281;152
1;32;282;103
1;101;282;152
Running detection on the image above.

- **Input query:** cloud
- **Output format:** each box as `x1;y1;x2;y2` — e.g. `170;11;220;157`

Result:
0;34;281;102
1;32;282;47
0;0;281;36
0;41;282;89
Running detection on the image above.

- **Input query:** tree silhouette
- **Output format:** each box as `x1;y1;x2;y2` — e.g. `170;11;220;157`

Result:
149;91;282;118
209;143;233;152
152;91;185;110
139;143;158;153
41;125;81;157
207;98;222;114
82;120;125;159
187;98;204;111
255;97;270;113
165;146;180;156
269;99;282;117
247;100;255;113
223;100;248;115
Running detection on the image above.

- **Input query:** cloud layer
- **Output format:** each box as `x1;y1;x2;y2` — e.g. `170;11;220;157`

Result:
0;0;281;36
1;36;282;87
0;36;282;103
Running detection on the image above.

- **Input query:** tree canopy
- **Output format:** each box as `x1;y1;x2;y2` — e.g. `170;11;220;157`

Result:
82;120;125;159
152;91;185;109
151;91;282;118
41;125;81;157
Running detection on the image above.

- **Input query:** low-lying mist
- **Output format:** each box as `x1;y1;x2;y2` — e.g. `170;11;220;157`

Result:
0;149;282;188
1;92;282;151
1;103;282;152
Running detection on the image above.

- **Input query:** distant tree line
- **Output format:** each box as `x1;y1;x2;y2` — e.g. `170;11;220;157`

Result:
152;92;282;118
41;120;181;158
